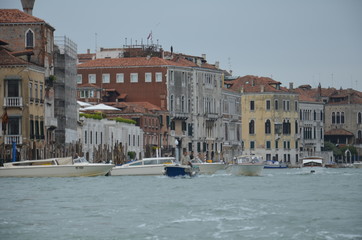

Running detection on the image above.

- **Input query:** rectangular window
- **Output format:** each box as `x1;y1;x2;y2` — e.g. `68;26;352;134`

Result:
130;73;138;83
102;73;110;83
145;72;152;82
266;141;271;149
156;72;162;82
39;85;43;102
77;74;82;84
250;101;255;111
250;141;255;149
88;74;96;84
116;73;124;83
29;83;33;101
266;100;271;110
34;84;38;100
275;140;279;149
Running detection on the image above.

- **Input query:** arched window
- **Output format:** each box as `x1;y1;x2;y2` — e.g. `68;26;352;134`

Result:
25;29;34;48
275;100;279;110
337;112;340;124
332;112;335;124
314;110;317;120
299;110;302;120
358;130;362;139
249;120;255;134
170;95;174;112
341;112;345;124
358;112;361;124
295;120;298;134
265;120;271;134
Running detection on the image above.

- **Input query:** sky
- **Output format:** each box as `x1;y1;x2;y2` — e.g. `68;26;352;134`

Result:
2;0;362;91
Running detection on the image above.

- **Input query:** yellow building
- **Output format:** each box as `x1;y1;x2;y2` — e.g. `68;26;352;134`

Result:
229;76;300;166
0;48;46;162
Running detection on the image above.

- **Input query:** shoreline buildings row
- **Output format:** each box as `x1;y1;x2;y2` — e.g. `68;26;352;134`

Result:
0;1;361;165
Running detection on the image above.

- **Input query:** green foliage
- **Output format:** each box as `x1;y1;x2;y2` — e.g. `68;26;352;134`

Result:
113;117;136;125
340;145;357;155
128;151;136;160
79;112;104;120
323;141;342;156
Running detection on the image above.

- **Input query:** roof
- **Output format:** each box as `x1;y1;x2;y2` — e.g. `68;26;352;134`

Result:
0;9;45;24
324;129;354;136
0;49;30;66
78;56;191;68
227;75;288;93
77;83;102;89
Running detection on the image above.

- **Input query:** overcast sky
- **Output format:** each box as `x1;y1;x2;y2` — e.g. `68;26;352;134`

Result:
2;0;362;91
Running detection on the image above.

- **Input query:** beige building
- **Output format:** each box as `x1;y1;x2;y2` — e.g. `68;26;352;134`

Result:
228;76;300;166
0;47;46;161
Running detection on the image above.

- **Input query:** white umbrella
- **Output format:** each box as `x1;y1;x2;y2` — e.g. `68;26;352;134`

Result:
77;101;92;107
83;103;120;111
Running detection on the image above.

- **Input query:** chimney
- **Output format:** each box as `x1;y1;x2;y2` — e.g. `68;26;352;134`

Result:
260;85;264;92
215;61;219;69
289;82;294;90
87;49;90;54
21;0;35;15
201;54;206;60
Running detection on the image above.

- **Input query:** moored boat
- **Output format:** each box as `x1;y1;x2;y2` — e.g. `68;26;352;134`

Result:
228;155;264;176
0;157;114;177
353;162;362;168
110;157;176;176
264;160;288;169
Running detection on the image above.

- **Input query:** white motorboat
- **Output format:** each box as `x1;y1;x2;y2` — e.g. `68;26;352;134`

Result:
190;158;226;174
0;157;114;177
228;155;264;176
301;156;324;173
110;157;176;176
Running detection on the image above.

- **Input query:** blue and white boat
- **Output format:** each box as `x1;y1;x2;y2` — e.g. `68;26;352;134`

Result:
264;160;288;169
164;164;199;177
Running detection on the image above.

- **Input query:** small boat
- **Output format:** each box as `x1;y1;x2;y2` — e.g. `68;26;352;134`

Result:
301;156;324;173
164;164;199;177
111;157;176;176
353;162;362;168
228;155;264;176
264;160;288;169
190;158;226;174
0;157;114;177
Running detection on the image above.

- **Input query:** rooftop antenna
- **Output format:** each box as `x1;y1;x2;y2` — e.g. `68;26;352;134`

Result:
95;33;98;52
228;57;232;74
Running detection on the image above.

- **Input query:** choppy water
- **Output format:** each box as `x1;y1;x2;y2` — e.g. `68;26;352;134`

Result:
0;168;361;240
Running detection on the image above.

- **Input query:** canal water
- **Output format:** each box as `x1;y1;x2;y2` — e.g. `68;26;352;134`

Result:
0;168;361;240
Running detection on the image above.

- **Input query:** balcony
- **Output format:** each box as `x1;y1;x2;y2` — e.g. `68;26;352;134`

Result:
4;135;22;144
4;97;23;107
205;112;219;121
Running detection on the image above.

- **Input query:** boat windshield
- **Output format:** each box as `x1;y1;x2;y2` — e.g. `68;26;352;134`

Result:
73;157;89;164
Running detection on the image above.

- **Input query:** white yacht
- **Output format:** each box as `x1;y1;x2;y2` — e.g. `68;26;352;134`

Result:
0;157;114;177
228;155;264;176
190;158;226;174
110;157;176;176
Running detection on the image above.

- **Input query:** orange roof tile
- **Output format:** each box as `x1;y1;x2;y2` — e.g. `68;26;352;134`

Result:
0;49;30;66
227;75;287;93
0;9;45;23
325;129;354;136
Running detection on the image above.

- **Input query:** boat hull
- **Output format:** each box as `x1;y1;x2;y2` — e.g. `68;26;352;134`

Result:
0;164;114;177
111;165;173;176
164;165;199;177
229;164;264;176
192;163;225;174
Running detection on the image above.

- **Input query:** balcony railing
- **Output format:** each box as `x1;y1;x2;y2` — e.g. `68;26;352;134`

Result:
4;135;22;144
4;97;23;107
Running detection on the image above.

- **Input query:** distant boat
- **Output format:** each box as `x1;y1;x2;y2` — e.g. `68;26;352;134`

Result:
110;157;176;176
264;160;288;169
0;157;114;177
301;156;324;173
353;162;362;168
164;164;199;177
228;155;264;176
190;158;226;174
